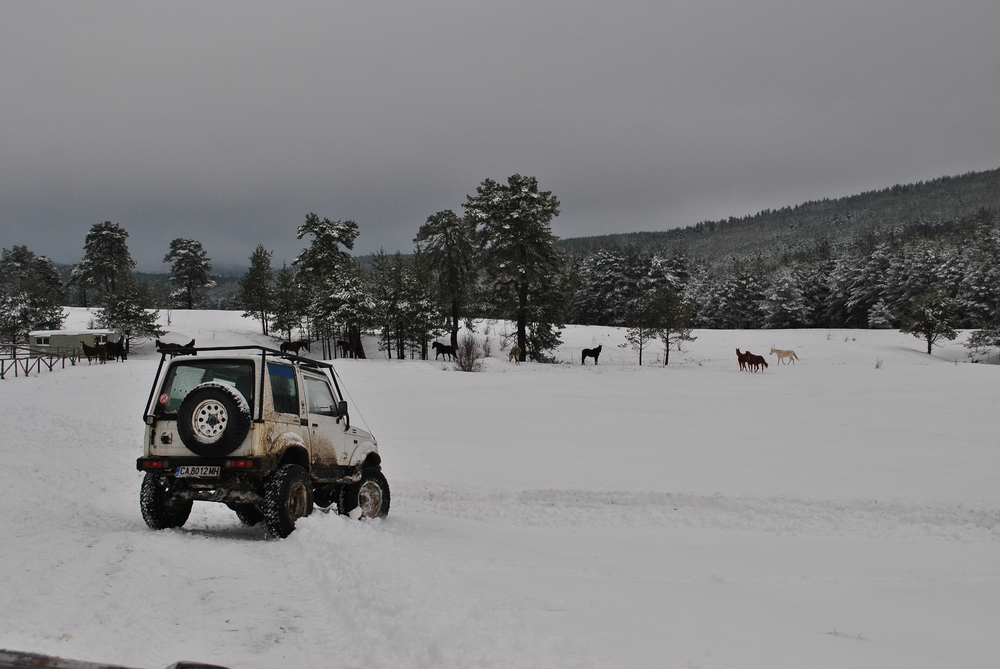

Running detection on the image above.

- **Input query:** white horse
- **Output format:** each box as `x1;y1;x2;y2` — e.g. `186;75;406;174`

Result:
769;346;799;365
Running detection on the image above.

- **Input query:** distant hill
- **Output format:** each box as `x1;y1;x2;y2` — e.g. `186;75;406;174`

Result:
555;168;1000;264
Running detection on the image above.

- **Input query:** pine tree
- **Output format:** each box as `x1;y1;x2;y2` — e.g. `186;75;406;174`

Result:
899;289;959;354
464;174;565;361
95;275;163;352
0;246;66;353
270;263;303;343
652;287;696;365
294;213;361;352
82;222;136;295
763;266;809;329
414;210;476;349
238;245;275;335
164;238;215;309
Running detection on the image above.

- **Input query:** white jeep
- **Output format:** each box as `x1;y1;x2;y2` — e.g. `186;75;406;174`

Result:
137;345;388;537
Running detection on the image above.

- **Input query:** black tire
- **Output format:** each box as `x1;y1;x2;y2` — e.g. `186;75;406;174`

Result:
263;464;313;538
140;472;193;530
176;384;251;457
231;504;265;526
313;484;337;509
338;469;390;519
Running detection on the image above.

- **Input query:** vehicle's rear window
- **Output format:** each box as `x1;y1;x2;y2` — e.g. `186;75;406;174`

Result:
156;361;254;414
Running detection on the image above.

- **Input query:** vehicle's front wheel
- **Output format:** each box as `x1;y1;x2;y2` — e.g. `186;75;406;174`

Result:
140;472;192;529
338;469;390;519
263;464;313;538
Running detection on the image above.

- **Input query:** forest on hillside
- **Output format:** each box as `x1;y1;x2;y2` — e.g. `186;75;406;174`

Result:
557;169;1000;262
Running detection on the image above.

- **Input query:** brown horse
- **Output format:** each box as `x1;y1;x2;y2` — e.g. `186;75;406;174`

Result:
746;353;768;372
280;340;310;355
337;340;357;359
735;348;748;371
80;341;106;364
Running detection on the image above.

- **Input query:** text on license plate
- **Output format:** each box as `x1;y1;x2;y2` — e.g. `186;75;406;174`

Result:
175;465;221;478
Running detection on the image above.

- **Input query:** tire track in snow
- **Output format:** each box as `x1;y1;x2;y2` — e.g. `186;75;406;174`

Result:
397;483;1000;542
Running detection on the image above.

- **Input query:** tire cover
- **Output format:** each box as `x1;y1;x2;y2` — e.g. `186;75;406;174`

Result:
176;383;251;457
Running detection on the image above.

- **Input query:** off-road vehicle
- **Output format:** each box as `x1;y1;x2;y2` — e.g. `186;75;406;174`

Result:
137;345;389;537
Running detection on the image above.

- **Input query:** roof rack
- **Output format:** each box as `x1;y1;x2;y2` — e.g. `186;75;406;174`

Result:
154;344;334;370
146;345;341;424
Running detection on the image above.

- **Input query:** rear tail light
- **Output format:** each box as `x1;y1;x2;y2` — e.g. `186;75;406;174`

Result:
226;459;255;469
139;459;167;470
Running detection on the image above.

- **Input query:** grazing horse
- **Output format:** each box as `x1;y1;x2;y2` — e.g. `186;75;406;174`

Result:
432;341;456;361
156;339;196;357
104;340;127;362
769;346;799;365
581;344;602;365
746;353;768;372
280;340;310;355
509;344;522;364
736;348;748;371
80;341;106;364
337;340;357;359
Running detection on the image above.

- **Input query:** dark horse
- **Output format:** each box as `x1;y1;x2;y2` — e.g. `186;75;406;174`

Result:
105;339;127;362
432;341;456;361
156;339;197;357
736;348;748;371
581;344;602;365
280;340;310;355
337;340;358;359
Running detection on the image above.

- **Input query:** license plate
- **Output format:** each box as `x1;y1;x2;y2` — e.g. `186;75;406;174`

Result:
175;465;221;478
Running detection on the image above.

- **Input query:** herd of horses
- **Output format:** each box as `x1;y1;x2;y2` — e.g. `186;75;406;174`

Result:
736;346;800;372
79;333;800;371
79;340;128;364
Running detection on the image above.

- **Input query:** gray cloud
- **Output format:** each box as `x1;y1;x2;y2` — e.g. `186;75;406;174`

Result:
2;0;998;271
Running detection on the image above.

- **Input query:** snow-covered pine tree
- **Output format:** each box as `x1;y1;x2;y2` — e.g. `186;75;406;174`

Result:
414;210;477;350
95;275;163;352
464;174;565;362
763;266;809;329
164;238;215;310
238;245;275;335
82;222;136;296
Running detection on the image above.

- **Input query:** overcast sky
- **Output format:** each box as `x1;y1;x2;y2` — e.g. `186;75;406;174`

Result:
2;1;998;272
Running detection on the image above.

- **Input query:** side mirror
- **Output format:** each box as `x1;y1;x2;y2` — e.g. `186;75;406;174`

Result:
338;400;350;430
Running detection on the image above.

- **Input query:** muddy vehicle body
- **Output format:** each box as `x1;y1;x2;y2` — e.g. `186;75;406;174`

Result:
137;345;389;537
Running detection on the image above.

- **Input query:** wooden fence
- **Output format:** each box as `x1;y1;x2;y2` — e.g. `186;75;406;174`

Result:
0;346;83;380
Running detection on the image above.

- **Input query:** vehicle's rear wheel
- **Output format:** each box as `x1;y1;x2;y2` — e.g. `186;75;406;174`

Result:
338;469;390;519
231;504;264;526
263;464;313;538
140;472;192;529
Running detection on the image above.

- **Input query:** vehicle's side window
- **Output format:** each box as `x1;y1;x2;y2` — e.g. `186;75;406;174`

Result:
268;363;299;415
304;374;338;416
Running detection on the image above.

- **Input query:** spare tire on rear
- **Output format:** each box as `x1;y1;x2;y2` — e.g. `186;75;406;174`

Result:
176;383;251;457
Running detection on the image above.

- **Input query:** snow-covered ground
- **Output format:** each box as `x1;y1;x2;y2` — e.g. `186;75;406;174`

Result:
1;308;997;669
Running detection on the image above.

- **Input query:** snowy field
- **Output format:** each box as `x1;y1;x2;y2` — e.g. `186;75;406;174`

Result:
1;308;997;669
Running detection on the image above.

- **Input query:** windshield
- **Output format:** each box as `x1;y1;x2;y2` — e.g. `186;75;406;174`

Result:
156;360;254;415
